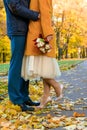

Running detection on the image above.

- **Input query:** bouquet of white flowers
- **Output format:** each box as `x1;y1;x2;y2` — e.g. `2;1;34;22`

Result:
34;35;51;54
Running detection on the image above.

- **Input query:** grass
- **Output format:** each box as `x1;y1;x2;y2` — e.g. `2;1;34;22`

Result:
0;63;9;75
0;81;8;99
0;82;7;93
0;59;85;75
58;59;84;71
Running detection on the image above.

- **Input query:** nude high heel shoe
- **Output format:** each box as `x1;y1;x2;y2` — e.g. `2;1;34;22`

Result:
55;84;63;101
36;96;52;109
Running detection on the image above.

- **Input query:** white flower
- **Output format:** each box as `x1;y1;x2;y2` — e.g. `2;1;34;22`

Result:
39;48;46;53
36;38;41;43
37;43;41;47
40;42;45;47
37;42;45;48
47;49;51;52
45;44;50;50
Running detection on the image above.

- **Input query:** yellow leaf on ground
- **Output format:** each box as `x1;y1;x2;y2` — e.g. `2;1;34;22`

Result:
73;112;85;117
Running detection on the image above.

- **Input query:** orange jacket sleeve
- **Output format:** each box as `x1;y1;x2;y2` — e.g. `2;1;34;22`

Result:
39;0;54;38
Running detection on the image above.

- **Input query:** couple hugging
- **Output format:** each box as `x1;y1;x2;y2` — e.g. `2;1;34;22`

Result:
4;0;63;112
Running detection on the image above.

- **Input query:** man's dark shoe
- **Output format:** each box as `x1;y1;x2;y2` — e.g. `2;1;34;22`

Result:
19;103;35;111
24;99;40;106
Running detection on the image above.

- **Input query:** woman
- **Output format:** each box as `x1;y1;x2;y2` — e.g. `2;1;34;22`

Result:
21;0;63;108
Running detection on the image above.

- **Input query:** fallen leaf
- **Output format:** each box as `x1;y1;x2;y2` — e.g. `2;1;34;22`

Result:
73;112;85;117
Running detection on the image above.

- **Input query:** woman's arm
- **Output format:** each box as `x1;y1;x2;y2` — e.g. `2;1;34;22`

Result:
5;0;39;21
39;0;54;38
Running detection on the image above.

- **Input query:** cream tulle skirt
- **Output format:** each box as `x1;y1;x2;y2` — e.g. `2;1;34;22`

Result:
21;56;61;81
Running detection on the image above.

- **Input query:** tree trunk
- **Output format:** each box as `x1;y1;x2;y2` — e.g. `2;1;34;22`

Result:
65;36;69;58
56;30;61;60
86;48;87;58
82;47;85;58
2;53;6;63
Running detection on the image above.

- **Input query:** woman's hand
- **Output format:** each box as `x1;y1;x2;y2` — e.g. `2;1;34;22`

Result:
46;35;53;42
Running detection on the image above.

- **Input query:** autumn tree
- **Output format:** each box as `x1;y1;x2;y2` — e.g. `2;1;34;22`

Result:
0;0;10;63
53;0;87;59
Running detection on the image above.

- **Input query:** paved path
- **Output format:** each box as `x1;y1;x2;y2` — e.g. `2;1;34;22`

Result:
58;60;87;110
50;60;87;130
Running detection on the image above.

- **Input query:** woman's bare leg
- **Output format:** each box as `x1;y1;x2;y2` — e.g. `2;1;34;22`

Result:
37;78;63;108
38;79;51;108
44;79;63;97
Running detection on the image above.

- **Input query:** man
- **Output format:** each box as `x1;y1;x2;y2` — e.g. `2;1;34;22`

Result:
3;0;40;111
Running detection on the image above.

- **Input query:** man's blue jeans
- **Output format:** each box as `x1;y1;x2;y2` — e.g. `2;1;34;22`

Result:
8;35;29;104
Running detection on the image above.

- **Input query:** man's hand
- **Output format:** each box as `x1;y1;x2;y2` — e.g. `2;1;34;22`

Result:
38;13;40;19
